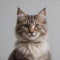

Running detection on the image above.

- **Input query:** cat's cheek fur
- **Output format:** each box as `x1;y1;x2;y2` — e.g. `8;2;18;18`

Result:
22;32;40;40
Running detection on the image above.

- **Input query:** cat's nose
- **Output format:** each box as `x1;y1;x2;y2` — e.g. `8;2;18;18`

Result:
28;26;35;35
29;30;34;35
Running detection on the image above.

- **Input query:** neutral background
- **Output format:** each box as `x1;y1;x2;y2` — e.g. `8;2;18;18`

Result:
0;0;60;60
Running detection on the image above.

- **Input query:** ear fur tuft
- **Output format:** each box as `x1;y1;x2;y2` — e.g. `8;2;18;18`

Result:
37;8;46;16
17;8;25;15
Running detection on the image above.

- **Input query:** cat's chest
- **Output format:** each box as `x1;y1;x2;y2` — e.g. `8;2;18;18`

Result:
17;42;49;60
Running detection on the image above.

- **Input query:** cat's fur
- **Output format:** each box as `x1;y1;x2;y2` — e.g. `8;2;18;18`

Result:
8;8;51;60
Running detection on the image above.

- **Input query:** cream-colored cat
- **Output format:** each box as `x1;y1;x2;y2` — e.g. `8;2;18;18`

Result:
8;8;51;60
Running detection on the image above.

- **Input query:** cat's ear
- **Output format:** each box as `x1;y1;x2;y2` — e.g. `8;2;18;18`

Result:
17;8;26;17
40;8;46;16
37;8;46;18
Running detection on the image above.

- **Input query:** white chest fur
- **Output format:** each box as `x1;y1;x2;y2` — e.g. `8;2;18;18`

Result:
16;41;49;60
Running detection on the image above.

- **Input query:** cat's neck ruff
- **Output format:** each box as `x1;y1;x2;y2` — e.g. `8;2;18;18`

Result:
15;41;49;60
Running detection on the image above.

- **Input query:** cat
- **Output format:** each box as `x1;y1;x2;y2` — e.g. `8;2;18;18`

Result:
8;8;51;60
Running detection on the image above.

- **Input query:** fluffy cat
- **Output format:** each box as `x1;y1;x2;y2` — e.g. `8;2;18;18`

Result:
8;8;51;60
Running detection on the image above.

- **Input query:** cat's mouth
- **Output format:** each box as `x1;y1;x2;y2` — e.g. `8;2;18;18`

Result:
22;32;40;40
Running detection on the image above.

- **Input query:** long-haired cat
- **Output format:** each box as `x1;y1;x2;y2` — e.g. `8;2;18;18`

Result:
8;8;51;60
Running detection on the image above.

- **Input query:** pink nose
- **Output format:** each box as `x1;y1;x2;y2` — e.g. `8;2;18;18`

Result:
29;29;34;33
28;26;35;34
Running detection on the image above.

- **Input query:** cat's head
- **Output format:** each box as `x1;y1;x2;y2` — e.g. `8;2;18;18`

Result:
15;8;48;42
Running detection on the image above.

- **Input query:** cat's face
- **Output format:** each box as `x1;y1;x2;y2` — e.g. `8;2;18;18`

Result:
15;8;48;41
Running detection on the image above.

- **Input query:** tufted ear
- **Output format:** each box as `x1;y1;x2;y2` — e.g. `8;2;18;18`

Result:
40;8;46;16
17;8;26;17
36;8;46;19
38;8;46;16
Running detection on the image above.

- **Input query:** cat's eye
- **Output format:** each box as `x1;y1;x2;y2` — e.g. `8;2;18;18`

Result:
36;24;40;27
23;24;28;28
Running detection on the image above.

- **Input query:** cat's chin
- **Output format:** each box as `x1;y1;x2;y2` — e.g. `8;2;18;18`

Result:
22;32;40;40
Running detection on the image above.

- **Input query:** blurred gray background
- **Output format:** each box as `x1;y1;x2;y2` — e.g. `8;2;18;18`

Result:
0;0;60;60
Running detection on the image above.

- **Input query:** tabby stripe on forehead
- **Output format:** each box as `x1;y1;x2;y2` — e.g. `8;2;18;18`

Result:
29;15;34;23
